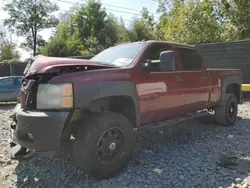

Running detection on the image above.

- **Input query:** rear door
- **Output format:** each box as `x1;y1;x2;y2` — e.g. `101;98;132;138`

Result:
177;47;210;112
137;43;186;123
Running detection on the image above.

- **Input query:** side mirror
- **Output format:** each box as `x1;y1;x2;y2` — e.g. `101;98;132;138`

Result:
159;51;175;71
141;51;175;71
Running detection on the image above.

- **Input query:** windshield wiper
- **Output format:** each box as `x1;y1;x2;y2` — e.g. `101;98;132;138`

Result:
95;61;119;67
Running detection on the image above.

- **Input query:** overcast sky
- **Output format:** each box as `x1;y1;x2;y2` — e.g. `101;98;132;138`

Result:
0;0;159;60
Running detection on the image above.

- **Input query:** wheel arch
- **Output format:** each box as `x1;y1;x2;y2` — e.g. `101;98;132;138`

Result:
220;76;242;104
74;81;140;127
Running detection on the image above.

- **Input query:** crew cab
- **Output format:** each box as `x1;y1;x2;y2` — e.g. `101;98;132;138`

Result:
10;40;243;179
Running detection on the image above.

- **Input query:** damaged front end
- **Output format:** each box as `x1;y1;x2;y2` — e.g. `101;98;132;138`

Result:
9;73;71;159
9;55;117;159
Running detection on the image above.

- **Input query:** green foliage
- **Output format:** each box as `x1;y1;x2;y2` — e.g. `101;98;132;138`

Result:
128;18;154;41
40;23;77;57
157;0;221;44
0;30;20;62
219;0;250;40
41;0;131;57
4;0;59;56
0;44;19;62
39;0;250;57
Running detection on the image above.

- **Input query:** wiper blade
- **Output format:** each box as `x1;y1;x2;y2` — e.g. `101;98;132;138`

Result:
96;61;119;67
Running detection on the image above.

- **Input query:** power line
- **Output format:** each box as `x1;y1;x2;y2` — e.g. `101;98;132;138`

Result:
100;3;144;13
59;9;135;22
56;0;159;18
57;0;140;16
105;8;140;16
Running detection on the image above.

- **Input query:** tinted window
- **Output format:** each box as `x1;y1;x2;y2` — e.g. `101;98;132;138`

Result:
0;78;14;86
178;48;202;70
145;43;172;61
144;43;175;71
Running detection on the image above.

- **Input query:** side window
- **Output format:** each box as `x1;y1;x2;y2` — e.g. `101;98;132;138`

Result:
18;78;23;83
0;78;14;87
178;48;202;71
144;43;175;71
14;77;23;85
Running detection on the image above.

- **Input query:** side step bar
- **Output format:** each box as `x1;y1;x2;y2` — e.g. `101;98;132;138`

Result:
138;110;210;130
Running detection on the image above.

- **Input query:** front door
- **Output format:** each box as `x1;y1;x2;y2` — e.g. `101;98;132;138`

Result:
136;43;186;123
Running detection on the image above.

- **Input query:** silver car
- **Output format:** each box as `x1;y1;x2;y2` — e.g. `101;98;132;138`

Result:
0;76;23;102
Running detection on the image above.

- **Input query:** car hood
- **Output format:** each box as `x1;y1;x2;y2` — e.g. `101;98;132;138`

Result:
24;55;116;77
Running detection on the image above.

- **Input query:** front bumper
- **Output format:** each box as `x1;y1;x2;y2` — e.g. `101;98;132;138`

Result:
11;104;69;152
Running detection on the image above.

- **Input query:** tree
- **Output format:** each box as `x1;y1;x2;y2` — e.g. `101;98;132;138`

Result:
69;0;116;54
4;0;59;56
218;0;250;40
156;0;222;44
128;18;154;41
116;18;130;43
20;35;47;54
126;7;156;42
40;22;76;57
0;29;20;62
41;0;130;57
141;7;155;29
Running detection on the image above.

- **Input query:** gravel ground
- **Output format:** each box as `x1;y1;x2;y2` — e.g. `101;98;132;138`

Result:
1;101;250;188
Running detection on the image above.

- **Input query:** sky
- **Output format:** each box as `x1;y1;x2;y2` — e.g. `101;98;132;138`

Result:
0;0;159;60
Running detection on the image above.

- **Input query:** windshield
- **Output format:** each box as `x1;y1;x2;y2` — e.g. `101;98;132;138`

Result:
91;43;146;67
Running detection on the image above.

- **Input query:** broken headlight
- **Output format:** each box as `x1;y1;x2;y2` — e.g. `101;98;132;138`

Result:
36;83;73;109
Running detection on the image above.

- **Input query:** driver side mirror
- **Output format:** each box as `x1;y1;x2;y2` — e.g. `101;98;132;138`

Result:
159;50;175;71
142;50;175;71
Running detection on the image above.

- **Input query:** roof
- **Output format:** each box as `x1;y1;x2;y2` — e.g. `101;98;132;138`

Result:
117;40;195;49
145;40;195;49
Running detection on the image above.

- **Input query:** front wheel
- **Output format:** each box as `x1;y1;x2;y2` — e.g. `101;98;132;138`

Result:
215;93;238;126
73;112;136;179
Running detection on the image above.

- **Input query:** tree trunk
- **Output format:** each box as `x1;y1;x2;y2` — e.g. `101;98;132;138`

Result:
33;30;37;56
33;0;37;56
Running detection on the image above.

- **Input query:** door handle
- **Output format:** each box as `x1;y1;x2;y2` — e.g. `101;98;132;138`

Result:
176;77;184;82
144;96;156;101
201;75;208;80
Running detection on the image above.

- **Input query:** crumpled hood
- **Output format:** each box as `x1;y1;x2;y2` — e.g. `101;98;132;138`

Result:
24;55;115;77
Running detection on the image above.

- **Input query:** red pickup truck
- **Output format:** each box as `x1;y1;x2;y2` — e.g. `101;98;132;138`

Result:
10;40;243;179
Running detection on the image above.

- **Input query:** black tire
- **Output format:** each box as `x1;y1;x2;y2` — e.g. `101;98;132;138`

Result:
73;111;136;179
215;93;238;126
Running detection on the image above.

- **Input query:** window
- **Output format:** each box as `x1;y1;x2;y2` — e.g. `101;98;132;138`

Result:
0;78;14;87
178;48;202;71
144;43;175;71
18;78;23;83
16;77;23;85
145;43;172;61
91;43;146;67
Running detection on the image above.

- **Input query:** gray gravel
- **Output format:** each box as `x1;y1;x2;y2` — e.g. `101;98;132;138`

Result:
1;102;250;188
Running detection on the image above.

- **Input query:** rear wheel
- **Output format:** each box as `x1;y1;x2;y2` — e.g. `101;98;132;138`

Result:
215;93;238;126
73;112;136;179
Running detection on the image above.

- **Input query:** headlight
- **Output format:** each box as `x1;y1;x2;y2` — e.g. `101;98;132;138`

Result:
37;83;73;109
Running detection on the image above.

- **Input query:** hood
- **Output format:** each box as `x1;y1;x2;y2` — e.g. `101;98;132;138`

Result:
24;55;116;77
